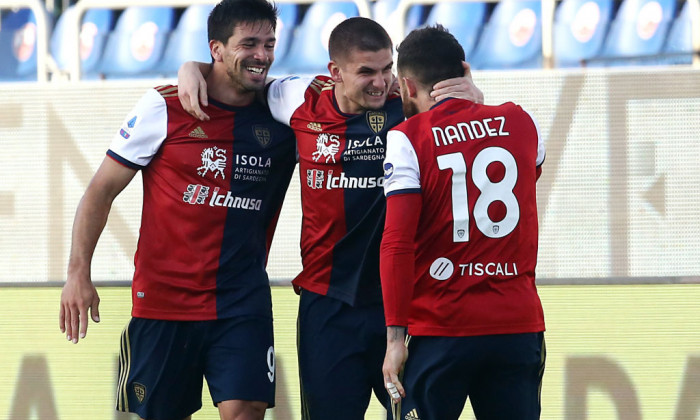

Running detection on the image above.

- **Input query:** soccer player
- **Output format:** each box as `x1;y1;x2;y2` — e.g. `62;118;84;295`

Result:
381;25;547;420
178;17;483;419
58;1;296;419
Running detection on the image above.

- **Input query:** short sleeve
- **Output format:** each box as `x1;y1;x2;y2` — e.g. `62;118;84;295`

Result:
108;88;168;169
383;129;421;197
266;76;315;126
523;108;546;167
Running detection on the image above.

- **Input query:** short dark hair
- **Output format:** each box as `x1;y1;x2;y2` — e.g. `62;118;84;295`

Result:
208;0;278;44
397;25;465;88
328;17;392;62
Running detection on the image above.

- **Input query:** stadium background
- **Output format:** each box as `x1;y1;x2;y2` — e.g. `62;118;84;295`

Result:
1;0;700;418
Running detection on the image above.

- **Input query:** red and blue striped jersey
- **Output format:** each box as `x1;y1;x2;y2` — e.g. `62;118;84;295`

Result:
381;98;546;336
267;75;405;306
108;85;296;320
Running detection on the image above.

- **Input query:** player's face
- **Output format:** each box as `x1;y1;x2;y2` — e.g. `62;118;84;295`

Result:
397;71;419;119
331;47;394;114
220;21;275;93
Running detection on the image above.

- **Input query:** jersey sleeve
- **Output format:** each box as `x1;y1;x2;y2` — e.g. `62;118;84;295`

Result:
523;108;546;167
383;129;421;197
107;88;168;169
266;76;315;126
380;192;422;327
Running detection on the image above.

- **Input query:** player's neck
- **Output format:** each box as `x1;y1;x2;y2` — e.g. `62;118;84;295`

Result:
416;90;436;114
334;88;359;114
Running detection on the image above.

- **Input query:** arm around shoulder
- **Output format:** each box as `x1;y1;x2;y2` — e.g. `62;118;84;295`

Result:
178;61;213;121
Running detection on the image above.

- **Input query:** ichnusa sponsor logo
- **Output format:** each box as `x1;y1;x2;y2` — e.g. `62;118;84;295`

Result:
183;185;262;211
307;169;325;189
183;184;210;204
314;170;384;190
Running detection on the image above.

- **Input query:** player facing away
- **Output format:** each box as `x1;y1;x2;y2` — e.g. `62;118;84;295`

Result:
177;17;483;420
58;1;296;419
380;25;547;420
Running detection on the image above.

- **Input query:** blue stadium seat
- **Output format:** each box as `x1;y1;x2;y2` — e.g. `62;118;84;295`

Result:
372;0;427;43
424;2;487;58
469;0;543;69
156;4;214;77
50;6;114;79
273;3;299;63
98;6;175;78
595;0;676;65
553;0;614;67
0;8;40;81
270;1;360;76
661;0;693;64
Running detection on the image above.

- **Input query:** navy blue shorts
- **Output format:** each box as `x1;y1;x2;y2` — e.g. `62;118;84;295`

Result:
297;290;390;420
392;332;546;420
116;316;275;420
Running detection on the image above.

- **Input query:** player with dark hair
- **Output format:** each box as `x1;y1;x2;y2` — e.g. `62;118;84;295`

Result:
266;18;400;419
381;25;547;420
58;1;296;419
177;16;483;419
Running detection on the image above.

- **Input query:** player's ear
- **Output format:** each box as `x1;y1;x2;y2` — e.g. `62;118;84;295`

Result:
462;60;473;79
328;61;342;83
210;39;224;62
402;77;418;98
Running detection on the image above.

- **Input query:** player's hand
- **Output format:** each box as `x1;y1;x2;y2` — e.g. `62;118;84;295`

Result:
431;61;484;104
178;61;210;121
383;338;408;404
59;274;100;344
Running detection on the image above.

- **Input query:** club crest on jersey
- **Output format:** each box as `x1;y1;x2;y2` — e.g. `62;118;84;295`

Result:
307;169;325;189
183;184;210;204
119;115;137;139
197;146;227;179
312;133;340;163
133;383;146;403
366;111;386;134
253;125;271;147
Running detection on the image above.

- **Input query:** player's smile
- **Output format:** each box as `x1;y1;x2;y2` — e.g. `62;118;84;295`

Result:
219;20;276;93
243;60;269;82
246;65;266;75
331;47;394;114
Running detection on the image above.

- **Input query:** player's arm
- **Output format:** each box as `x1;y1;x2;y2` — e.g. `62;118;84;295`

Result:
178;61;213;121
381;192;421;403
430;61;484;104
380;128;423;403
178;61;279;119
60;157;137;344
